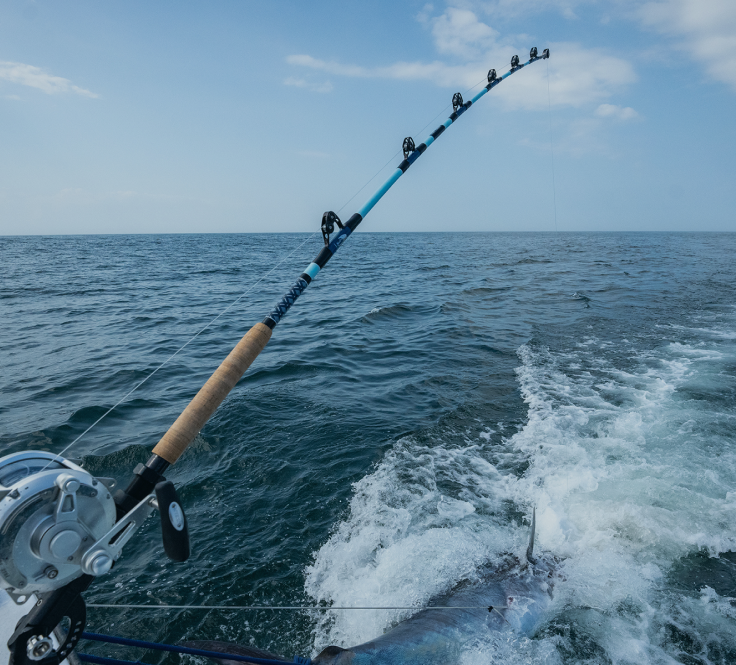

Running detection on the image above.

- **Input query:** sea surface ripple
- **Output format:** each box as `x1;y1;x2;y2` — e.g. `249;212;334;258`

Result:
1;232;735;664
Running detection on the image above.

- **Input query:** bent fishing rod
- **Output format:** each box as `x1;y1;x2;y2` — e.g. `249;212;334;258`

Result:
0;47;548;665
124;47;550;490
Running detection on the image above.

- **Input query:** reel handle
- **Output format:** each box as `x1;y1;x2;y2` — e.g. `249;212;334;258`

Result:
155;481;190;562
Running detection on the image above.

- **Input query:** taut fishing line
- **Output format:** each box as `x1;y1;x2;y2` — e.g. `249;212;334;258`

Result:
547;59;558;232
336;75;487;216
46;70;508;467
87;603;509;611
42;232;319;470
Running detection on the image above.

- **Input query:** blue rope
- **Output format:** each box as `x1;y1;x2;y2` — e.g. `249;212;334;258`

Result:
80;633;311;665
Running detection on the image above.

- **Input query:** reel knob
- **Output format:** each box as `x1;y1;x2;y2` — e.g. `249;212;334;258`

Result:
82;550;114;576
26;636;54;662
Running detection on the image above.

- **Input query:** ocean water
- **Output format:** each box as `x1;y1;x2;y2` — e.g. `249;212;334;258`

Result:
1;232;735;664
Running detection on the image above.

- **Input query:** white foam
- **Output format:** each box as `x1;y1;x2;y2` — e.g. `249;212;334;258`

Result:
305;323;736;661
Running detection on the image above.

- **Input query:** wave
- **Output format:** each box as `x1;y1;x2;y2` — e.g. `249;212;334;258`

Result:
361;303;436;323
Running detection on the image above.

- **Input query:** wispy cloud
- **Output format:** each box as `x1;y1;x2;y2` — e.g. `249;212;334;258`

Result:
285;3;638;159
497;42;636;109
462;0;595;20
287;5;636;110
0;61;97;98
283;76;333;93
520;116;613;157
638;0;736;91
595;103;639;120
288;42;635;111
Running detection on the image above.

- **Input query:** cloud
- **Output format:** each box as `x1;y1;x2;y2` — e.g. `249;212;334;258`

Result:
287;53;478;87
475;0;594;20
288;41;635;110
430;7;498;58
0;61;97;98
285;3;637;136
286;56;370;78
283;76;333;93
286;5;635;110
496;43;636;109
595;103;639;120
638;0;736;90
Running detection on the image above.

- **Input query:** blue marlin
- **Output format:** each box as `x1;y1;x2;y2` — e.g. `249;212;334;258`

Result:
188;510;557;665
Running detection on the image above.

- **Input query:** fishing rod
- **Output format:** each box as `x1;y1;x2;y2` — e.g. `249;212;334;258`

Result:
122;46;550;486
0;47;548;665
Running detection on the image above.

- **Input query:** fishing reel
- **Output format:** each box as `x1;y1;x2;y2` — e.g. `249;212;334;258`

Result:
0;452;119;600
510;54;520;69
0;451;189;665
452;92;463;112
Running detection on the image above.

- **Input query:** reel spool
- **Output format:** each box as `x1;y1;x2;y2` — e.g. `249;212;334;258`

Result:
0;452;117;601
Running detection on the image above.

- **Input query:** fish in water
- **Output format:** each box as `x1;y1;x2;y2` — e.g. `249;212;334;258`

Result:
188;510;556;665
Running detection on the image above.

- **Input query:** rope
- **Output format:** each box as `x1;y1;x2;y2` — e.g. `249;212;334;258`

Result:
80;633;303;665
87;603;508;611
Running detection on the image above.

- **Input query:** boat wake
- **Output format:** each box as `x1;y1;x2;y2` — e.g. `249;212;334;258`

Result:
306;319;736;663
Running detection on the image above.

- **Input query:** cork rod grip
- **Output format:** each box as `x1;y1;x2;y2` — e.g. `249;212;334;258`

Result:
152;322;273;464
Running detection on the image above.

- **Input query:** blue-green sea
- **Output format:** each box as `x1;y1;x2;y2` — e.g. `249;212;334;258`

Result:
2;232;736;664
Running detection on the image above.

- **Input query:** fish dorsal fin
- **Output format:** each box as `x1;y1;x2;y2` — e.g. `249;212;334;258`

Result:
526;506;537;564
313;645;355;664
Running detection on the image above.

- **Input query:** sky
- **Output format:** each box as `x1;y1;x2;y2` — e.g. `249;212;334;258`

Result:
1;0;735;234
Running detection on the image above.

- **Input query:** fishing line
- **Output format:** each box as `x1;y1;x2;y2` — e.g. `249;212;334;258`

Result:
546;59;558;232
336;75;487;216
335;150;402;215
87;604;509;611
2;51;552;665
42;232;319;470
49;72;490;467
410;76;486;148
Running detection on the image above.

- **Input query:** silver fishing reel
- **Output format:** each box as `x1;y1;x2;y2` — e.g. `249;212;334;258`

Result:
0;451;155;601
1;451;189;665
